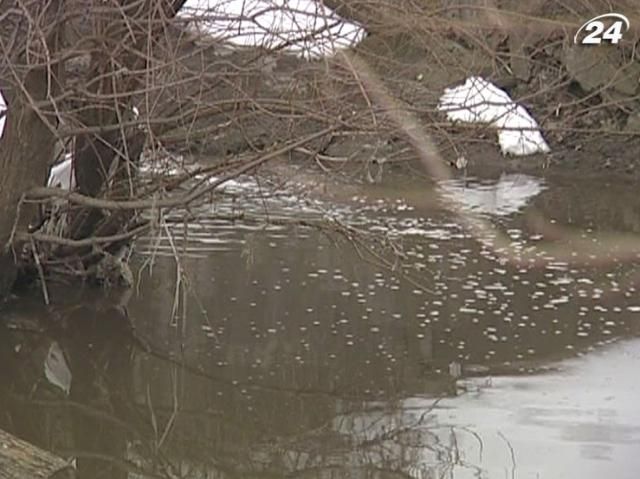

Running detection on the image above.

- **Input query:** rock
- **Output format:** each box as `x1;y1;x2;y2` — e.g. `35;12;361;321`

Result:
625;110;640;133
563;45;639;96
508;27;537;81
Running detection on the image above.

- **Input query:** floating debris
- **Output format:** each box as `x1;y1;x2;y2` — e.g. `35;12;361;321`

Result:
44;341;72;396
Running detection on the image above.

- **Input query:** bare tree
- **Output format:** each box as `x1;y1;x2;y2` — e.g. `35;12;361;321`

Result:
0;0;373;299
1;0;638;300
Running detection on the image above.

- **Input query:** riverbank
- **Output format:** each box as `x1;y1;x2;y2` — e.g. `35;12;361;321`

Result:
170;21;639;180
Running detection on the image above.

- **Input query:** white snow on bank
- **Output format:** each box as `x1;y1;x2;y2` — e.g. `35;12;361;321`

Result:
179;0;365;57
0;89;6;139
438;173;544;217
438;77;550;156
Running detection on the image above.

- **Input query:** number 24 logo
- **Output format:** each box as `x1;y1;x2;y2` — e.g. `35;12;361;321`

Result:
574;13;630;45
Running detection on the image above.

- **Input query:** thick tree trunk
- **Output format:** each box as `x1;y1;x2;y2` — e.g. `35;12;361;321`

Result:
0;0;63;299
0;428;75;479
0;72;58;298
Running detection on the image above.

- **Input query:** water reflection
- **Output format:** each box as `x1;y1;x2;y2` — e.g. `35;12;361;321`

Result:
438;173;544;217
1;169;640;478
0;289;136;478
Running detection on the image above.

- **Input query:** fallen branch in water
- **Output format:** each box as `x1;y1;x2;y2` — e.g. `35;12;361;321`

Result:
0;427;74;479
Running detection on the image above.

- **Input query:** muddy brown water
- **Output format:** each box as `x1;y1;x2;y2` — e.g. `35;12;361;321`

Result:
2;166;640;478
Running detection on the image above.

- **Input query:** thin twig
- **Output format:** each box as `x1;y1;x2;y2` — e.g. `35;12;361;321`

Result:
30;238;50;305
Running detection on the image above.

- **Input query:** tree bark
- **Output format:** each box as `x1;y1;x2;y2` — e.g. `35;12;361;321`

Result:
0;0;64;299
0;428;75;479
64;0;185;246
0;70;59;298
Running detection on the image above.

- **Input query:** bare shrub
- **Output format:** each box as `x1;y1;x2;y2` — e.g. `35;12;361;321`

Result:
0;0;638;298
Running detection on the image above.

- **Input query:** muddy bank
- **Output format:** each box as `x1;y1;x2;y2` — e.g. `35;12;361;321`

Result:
433;135;640;179
165;3;640;179
331;16;639;176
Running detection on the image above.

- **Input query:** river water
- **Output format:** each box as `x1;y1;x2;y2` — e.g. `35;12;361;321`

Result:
2;164;640;478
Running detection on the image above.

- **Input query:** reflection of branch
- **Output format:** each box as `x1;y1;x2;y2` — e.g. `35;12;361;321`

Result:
135;330;384;401
457;426;484;463
343;222;436;294
498;430;517;479
157;366;179;450
359;397;443;448
30;238;49;304
19;397;143;438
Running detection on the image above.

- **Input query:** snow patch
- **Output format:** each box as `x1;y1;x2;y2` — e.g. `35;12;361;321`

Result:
179;0;365;58
438;76;550;156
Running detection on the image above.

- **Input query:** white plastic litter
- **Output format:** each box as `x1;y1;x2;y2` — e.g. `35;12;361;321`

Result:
0;89;6;139
438;173;544;216
47;154;76;190
42;105;135;190
179;0;365;58
44;341;72;395
438;76;550;156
